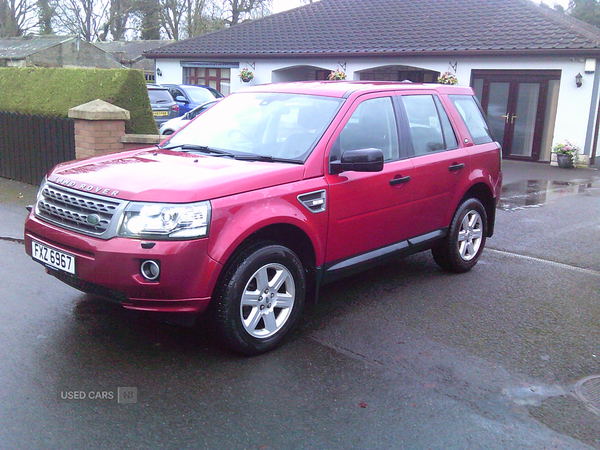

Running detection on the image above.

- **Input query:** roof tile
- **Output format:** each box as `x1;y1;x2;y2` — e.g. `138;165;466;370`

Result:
146;0;600;58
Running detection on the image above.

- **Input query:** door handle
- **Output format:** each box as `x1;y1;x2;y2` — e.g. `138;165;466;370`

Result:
390;175;411;186
449;163;465;172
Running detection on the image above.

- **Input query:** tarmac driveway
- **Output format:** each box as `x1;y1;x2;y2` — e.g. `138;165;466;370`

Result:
1;160;599;449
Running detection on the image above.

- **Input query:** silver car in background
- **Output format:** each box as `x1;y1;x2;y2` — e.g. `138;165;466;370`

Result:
159;99;221;136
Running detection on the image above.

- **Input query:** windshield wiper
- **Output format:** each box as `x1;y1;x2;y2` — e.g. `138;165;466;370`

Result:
160;143;235;157
234;154;303;164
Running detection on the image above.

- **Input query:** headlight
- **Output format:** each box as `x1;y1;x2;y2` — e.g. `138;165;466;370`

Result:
118;201;211;239
33;176;48;216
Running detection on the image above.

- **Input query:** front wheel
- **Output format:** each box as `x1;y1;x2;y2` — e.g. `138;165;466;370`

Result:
432;198;487;273
213;242;306;355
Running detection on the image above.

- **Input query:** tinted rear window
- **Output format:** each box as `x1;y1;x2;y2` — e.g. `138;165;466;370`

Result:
401;94;458;155
148;90;174;104
449;95;494;145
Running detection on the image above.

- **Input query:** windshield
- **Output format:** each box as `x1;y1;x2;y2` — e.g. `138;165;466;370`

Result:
186;87;221;103
165;92;343;162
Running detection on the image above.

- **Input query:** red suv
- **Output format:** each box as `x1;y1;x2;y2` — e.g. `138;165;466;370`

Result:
25;82;502;355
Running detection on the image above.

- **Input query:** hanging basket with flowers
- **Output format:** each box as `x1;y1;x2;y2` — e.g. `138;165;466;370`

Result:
239;68;254;83
328;69;347;81
437;71;458;85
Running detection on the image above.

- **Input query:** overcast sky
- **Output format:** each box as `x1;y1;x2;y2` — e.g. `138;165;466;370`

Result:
272;0;571;14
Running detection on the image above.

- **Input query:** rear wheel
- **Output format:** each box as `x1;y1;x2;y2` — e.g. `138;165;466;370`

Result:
432;198;487;273
213;242;306;355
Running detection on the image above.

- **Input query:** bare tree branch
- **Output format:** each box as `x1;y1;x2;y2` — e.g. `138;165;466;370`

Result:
0;0;37;36
53;0;109;41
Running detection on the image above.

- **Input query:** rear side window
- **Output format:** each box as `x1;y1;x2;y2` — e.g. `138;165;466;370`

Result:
401;95;458;156
449;95;494;145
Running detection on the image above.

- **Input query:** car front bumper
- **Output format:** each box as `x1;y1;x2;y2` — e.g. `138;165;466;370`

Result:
24;215;222;313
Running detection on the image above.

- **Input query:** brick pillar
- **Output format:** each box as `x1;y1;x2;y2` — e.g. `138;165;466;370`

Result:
68;99;130;159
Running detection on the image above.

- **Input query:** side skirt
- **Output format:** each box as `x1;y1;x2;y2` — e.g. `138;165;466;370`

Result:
317;228;447;286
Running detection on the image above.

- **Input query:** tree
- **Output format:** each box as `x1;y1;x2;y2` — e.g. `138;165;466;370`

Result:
158;0;185;39
105;0;134;40
37;0;54;34
132;0;161;39
569;0;600;28
186;0;223;38
0;0;37;36
53;0;109;41
221;0;270;26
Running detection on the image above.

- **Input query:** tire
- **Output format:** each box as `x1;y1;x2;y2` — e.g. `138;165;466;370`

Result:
432;198;487;273
213;242;306;355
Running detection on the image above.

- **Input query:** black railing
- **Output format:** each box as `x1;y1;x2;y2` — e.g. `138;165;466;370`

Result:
0;112;75;185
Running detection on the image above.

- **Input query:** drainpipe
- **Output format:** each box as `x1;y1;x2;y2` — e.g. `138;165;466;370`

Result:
584;58;600;167
591;91;600;167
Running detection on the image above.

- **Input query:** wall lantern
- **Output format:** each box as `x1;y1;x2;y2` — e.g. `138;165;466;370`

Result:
156;68;163;77
576;72;583;88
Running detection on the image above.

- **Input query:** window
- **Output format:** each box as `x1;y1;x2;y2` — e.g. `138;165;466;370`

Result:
168;92;342;161
183;67;231;95
449;95;494;145
169;87;185;100
337;97;399;161
401;95;457;156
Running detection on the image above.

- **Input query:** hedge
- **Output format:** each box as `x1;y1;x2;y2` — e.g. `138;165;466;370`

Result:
0;67;157;134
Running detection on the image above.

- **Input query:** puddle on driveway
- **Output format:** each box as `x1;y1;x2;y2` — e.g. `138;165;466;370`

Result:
498;179;599;211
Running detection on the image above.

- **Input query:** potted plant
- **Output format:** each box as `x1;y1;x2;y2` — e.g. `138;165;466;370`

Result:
239;68;254;83
328;69;347;81
437;71;458;85
553;140;580;168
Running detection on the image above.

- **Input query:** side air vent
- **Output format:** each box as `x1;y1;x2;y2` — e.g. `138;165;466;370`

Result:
298;190;326;213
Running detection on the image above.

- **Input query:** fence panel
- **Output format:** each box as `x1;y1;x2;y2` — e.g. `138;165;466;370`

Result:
0;112;75;185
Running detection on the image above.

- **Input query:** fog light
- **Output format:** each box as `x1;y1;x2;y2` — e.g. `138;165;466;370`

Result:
140;260;160;281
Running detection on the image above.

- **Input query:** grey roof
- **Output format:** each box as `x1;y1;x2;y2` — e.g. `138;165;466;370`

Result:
0;35;76;59
94;40;173;64
145;0;600;59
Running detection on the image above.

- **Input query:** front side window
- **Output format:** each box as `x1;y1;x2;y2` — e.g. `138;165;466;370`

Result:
165;92;343;162
401;94;457;156
449;95;494;145
169;87;185;100
336;97;399;161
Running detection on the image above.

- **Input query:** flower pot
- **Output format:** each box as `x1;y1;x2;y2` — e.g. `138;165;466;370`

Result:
556;153;574;169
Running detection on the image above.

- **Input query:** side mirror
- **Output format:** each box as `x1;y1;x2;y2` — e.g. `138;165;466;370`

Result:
175;96;189;103
330;148;384;175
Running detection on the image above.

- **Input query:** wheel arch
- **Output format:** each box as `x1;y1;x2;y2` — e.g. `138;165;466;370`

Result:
460;182;496;237
216;223;319;305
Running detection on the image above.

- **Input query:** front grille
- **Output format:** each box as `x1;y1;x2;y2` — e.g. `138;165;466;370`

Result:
36;183;123;237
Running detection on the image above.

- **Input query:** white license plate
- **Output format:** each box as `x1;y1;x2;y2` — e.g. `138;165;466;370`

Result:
32;240;76;275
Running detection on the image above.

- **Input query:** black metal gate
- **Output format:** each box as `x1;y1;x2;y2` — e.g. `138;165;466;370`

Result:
0;112;75;185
